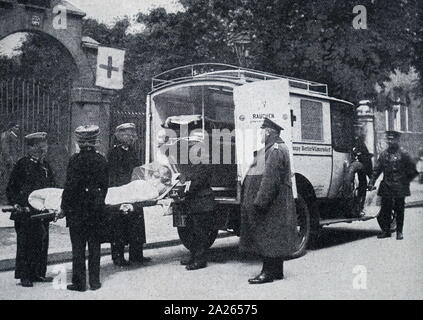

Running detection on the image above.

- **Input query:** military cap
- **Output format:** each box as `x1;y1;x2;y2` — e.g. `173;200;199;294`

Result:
385;130;401;139
24;132;47;145
116;123;136;132
261;117;284;132
75;125;100;144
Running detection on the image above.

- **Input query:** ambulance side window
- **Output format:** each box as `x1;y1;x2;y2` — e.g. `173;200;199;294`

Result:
300;99;323;141
331;102;354;153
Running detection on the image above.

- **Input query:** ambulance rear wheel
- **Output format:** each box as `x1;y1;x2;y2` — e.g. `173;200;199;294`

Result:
177;221;219;251
289;195;310;259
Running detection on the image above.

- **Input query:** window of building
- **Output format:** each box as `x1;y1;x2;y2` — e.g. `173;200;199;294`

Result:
331;102;354;153
300;99;323;141
385;104;411;132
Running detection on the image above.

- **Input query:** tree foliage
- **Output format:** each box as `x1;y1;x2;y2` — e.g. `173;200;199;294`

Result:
0;0;421;112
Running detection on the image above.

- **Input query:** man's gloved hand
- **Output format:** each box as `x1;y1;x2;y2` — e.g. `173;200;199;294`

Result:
13;204;30;213
120;204;134;214
54;209;65;222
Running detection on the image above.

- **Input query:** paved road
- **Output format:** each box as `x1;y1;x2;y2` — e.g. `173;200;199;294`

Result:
0;207;422;300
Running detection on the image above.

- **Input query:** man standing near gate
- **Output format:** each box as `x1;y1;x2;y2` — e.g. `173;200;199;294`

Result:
6;132;55;287
1;122;20;203
108;123;151;266
240;118;297;284
367;131;418;240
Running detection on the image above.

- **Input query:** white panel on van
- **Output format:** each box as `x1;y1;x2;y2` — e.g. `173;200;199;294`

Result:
233;79;297;198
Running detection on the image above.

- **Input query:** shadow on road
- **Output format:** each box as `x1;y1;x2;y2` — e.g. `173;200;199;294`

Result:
309;226;380;251
73;226;383;283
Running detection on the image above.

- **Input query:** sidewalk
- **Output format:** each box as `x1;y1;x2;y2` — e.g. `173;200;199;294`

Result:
405;179;423;208
0;206;181;271
1;179;422;271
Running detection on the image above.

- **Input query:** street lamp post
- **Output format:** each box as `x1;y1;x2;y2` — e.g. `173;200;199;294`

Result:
228;31;252;68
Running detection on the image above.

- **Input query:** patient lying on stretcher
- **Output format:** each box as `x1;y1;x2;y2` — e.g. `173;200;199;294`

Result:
29;165;173;212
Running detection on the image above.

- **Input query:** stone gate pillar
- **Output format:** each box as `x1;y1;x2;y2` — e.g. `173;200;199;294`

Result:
71;88;114;156
356;100;377;160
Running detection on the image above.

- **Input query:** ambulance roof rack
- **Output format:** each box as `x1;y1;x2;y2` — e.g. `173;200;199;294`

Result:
152;63;328;96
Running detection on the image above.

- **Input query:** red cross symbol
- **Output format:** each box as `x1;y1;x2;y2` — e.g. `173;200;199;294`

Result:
99;56;119;79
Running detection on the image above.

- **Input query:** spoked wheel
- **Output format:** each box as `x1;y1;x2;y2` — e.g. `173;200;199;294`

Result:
177;216;219;251
290;195;310;259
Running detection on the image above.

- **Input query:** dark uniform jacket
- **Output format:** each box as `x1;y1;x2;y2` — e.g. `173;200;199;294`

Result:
240;136;297;258
61;148;109;227
370;147;418;198
178;163;215;214
108;145;139;187
6;156;55;217
353;136;373;176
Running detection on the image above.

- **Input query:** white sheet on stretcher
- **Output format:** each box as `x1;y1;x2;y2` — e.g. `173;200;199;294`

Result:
29;180;163;212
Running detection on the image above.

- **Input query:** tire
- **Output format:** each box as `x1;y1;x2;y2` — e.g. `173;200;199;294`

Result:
289;195;310;259
177;217;219;251
343;161;366;218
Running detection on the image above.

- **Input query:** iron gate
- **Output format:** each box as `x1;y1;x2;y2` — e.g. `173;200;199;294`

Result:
0;78;72;155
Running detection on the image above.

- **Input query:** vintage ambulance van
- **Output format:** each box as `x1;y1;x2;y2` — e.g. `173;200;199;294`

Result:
146;63;374;258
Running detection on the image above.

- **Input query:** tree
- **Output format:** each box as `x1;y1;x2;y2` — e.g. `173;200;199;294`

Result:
176;0;420;104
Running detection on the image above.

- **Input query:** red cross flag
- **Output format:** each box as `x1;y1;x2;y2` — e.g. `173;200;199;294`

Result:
96;46;125;90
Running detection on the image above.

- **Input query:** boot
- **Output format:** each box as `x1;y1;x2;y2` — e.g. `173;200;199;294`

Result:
114;257;130;267
20;279;33;288
129;247;151;264
67;284;86;292
396;231;403;240
272;259;284;280
186;260;207;271
248;272;274;284
90;282;102;291
180;255;194;266
248;260;275;284
377;231;391;239
32;276;53;283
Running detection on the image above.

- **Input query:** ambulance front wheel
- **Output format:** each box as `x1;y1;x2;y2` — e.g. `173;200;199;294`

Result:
177;222;219;251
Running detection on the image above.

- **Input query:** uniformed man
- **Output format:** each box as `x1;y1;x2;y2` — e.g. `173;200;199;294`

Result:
61;125;109;291
108;123;151;266
176;130;216;270
1;122;20;202
6;132;55;287
352;122;373;213
240;118;297;284
368;131;418;240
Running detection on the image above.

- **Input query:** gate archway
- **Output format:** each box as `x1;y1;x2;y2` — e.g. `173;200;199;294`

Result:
0;0;115;155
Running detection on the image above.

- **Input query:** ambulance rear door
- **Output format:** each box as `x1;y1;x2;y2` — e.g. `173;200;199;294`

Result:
233;79;297;198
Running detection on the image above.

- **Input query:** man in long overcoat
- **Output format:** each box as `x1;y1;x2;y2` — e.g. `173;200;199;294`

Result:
240;118;297;284
108;123;150;266
6;132;55;287
368;130;418;240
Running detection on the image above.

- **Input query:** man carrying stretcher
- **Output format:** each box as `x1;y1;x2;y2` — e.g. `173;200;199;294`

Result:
6;132;56;288
107;123;152;267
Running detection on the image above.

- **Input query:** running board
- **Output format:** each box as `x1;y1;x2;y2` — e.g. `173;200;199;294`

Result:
320;216;376;226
